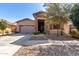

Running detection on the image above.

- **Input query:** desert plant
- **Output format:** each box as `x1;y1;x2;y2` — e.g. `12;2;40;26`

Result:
0;19;8;35
5;30;9;35
15;31;20;33
70;30;79;39
44;3;70;36
33;31;41;35
70;4;79;31
42;32;46;34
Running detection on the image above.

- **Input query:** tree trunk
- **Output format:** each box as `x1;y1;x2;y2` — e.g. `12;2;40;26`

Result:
57;29;59;36
60;29;63;35
60;24;63;36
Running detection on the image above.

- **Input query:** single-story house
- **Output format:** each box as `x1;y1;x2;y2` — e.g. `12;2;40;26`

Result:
16;18;35;33
16;11;70;34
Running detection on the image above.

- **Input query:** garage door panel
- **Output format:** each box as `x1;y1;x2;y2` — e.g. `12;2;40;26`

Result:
20;26;35;33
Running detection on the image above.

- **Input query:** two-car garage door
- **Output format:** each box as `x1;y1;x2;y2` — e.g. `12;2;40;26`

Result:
20;25;35;33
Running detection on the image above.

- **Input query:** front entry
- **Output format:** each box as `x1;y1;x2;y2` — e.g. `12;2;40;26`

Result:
38;20;44;33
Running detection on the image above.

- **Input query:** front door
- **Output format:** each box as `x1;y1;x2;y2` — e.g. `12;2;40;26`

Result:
38;20;44;33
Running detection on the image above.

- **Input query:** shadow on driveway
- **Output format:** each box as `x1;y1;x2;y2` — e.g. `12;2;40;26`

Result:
8;33;27;36
11;35;49;46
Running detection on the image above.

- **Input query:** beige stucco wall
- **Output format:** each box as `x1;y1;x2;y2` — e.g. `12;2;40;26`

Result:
16;25;19;32
63;23;70;34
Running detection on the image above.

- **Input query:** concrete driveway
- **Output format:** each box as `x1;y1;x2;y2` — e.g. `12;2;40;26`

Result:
0;33;31;56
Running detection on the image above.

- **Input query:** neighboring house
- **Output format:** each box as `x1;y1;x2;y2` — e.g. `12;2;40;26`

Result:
0;21;16;35
16;11;70;34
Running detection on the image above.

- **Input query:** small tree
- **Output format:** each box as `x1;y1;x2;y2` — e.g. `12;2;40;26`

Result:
71;4;79;31
0;19;8;35
44;3;69;36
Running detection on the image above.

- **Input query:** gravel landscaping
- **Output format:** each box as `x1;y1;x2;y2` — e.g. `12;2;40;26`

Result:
14;33;79;56
14;44;79;56
13;32;79;56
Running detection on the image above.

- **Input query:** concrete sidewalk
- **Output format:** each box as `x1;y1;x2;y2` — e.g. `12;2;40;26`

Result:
0;34;30;56
0;45;21;56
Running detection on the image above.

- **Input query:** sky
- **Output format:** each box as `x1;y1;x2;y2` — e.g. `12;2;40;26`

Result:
0;3;45;22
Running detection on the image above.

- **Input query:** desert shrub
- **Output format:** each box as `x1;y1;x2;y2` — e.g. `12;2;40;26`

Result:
15;31;20;33
70;30;79;39
5;30;9;35
33;31;46;35
42;32;46;34
33;31;41;35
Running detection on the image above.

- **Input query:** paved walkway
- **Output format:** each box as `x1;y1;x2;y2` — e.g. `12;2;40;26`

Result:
0;33;31;56
0;45;21;56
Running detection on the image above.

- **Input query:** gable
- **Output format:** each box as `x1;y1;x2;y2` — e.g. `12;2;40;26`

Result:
33;11;46;17
17;20;35;26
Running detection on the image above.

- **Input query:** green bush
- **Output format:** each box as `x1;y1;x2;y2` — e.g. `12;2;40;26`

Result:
42;32;46;34
33;31;46;35
33;31;40;35
15;31;20;33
